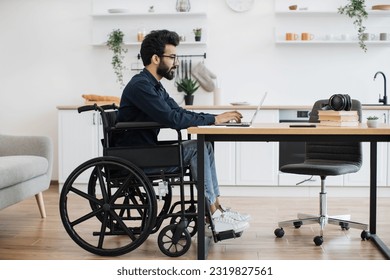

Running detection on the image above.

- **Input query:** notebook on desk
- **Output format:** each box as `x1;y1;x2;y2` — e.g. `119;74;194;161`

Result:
215;92;268;127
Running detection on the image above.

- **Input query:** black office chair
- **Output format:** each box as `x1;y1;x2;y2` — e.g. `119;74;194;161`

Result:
274;99;371;246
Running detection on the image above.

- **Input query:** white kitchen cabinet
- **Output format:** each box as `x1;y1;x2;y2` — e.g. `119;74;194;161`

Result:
58;109;103;188
191;109;236;185
344;110;388;186
195;109;279;186
235;110;279;186
214;142;236;185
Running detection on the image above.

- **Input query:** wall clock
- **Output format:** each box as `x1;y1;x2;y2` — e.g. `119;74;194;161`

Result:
225;0;255;12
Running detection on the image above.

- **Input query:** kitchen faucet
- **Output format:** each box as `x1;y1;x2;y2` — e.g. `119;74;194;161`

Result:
374;71;387;105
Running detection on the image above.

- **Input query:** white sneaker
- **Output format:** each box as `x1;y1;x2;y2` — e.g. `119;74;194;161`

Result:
211;210;249;233
220;206;251;222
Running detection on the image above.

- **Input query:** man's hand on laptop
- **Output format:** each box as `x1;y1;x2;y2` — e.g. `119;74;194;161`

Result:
214;111;243;125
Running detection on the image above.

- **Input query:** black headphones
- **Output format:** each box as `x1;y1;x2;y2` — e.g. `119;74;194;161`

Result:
323;94;352;111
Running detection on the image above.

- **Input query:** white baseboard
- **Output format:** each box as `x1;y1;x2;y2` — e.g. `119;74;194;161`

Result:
218;185;390;198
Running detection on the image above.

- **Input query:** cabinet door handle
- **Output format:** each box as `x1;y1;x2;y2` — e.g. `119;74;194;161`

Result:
384;113;387;124
93;113;96;125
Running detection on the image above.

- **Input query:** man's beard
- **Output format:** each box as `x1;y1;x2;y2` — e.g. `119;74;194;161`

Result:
157;63;176;80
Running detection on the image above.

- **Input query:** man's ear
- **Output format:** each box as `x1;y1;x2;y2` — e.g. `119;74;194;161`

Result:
151;54;160;65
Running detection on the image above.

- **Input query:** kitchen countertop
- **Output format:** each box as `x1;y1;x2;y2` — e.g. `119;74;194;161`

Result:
57;104;390;110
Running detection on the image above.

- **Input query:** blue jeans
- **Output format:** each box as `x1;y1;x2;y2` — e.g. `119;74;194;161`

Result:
144;140;220;204
181;140;220;204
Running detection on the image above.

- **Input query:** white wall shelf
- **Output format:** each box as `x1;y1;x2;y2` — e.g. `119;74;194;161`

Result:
92;12;207;17
275;10;390;16
275;0;390;47
91;0;208;48
92;41;207;47
275;40;390;45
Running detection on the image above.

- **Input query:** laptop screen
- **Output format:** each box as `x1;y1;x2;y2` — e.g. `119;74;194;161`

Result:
248;92;268;125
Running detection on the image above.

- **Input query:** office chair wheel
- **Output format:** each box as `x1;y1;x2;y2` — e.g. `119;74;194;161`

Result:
274;228;285;238
59;157;157;256
340;222;350;230
158;224;191;257
293;221;302;228
361;230;371;240
313;236;323;246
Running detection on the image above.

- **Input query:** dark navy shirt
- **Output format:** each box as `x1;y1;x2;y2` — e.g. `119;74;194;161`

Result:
116;69;215;146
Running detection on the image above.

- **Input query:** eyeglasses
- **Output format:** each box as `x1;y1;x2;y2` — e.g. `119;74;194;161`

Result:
160;54;179;63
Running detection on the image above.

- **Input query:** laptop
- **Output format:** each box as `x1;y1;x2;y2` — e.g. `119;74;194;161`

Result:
216;92;267;127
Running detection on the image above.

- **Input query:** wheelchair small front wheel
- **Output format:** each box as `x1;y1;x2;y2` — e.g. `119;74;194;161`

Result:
158;224;191;257
169;206;198;237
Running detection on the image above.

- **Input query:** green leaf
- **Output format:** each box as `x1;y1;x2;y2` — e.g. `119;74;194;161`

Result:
106;29;128;88
175;77;200;95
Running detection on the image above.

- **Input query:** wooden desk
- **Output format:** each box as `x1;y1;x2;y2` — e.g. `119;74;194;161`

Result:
188;123;390;260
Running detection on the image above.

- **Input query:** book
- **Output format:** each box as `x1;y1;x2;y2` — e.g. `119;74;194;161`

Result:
318;120;359;127
318;115;359;121
318;110;358;116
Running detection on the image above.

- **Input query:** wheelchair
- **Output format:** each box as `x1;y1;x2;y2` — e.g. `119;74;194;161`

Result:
59;104;242;257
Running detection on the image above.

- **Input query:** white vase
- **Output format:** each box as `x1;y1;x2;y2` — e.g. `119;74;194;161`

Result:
176;0;191;12
213;88;221;105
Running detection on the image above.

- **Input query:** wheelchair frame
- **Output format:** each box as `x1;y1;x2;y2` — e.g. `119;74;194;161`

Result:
59;104;199;257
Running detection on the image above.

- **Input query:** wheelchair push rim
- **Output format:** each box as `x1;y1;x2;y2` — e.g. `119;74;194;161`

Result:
59;156;157;256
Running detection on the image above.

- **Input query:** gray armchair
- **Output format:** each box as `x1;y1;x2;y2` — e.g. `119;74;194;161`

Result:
0;134;53;218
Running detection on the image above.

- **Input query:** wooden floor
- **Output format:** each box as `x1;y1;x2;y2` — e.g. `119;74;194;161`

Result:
0;183;389;260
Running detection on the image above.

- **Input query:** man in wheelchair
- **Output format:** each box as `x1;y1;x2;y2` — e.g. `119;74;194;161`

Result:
115;30;250;235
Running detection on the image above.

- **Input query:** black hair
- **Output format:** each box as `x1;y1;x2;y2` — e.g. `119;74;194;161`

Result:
140;30;180;66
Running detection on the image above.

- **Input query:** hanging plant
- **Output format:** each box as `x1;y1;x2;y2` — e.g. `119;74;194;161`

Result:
338;0;368;52
106;29;128;88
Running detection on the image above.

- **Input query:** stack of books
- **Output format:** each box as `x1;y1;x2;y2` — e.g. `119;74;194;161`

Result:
318;110;359;127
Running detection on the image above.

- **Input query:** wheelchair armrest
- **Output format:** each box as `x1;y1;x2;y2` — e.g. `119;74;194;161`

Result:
114;122;186;142
115;122;166;129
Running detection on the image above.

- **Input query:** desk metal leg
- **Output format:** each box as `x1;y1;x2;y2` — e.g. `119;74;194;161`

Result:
369;141;390;259
197;135;206;260
370;141;377;235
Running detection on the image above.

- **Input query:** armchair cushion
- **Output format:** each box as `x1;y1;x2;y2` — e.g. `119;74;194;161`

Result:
0;155;49;190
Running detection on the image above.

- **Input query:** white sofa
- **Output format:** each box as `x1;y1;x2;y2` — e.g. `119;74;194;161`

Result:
0;134;53;218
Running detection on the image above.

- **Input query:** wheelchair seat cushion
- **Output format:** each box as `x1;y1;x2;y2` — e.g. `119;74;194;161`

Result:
0;155;49;190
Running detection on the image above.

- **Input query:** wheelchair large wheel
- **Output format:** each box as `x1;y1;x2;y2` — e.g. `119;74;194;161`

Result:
59;156;157;256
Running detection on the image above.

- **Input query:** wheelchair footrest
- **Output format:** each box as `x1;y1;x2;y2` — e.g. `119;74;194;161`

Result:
215;230;243;241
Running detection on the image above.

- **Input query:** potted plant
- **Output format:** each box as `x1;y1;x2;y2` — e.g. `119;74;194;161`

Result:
367;116;379;127
176;77;200;105
193;28;202;42
106;29;128;88
338;0;368;52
